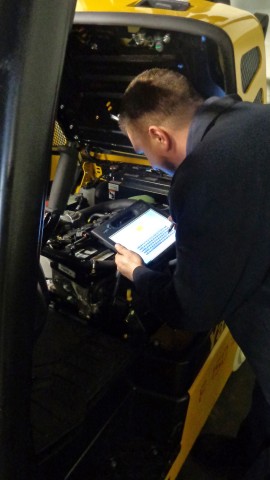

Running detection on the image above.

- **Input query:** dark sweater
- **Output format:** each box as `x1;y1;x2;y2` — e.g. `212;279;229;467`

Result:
133;95;270;400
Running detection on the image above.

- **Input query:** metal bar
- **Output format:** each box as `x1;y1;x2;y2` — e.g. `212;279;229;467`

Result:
0;0;76;478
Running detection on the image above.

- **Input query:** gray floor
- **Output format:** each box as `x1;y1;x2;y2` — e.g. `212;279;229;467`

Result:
177;360;255;479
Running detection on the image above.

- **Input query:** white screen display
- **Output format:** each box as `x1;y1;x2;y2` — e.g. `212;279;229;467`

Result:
109;208;176;264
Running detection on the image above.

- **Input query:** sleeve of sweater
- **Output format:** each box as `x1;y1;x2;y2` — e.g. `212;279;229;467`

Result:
133;265;185;329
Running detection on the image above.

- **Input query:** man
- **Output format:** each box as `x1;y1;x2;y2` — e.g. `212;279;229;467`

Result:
114;68;270;479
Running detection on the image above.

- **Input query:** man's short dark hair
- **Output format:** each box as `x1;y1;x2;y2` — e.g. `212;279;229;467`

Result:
119;68;203;132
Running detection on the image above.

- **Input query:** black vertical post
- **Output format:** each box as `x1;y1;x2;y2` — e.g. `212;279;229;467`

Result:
0;0;76;478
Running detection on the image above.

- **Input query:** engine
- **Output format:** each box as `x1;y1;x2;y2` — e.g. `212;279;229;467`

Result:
41;177;174;344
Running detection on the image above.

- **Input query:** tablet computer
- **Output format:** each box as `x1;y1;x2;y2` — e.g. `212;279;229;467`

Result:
91;201;176;265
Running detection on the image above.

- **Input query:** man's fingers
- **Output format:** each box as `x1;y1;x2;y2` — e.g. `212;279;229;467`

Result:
115;243;127;253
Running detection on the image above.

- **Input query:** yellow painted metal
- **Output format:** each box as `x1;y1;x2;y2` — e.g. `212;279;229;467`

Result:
88;151;150;167
76;162;96;191
232;21;266;101
75;0;258;32
165;327;238;480
77;153;150;188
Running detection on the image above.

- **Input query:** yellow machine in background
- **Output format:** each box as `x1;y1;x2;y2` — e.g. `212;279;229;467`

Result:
51;0;267;189
39;1;267;479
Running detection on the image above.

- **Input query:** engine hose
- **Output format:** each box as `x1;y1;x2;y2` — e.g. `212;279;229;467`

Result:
79;198;136;221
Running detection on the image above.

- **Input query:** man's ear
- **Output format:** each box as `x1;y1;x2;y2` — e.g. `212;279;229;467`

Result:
148;126;171;151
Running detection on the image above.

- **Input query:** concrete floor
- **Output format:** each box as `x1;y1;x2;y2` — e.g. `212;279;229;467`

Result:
177;360;255;479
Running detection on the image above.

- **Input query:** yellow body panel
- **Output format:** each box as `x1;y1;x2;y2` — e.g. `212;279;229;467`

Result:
76;0;261;34
76;0;253;24
166;327;238;479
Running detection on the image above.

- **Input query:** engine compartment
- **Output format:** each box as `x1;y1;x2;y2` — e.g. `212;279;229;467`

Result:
42;173;174;334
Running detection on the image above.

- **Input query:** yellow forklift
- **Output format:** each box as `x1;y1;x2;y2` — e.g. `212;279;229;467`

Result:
0;1;268;479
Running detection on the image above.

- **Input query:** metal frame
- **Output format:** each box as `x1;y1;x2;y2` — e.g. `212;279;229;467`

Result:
0;1;76;477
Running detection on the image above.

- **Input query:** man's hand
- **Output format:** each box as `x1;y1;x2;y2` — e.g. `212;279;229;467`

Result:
115;244;143;281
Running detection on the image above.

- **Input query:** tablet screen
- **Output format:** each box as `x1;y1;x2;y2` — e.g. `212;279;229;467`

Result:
109;208;175;264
